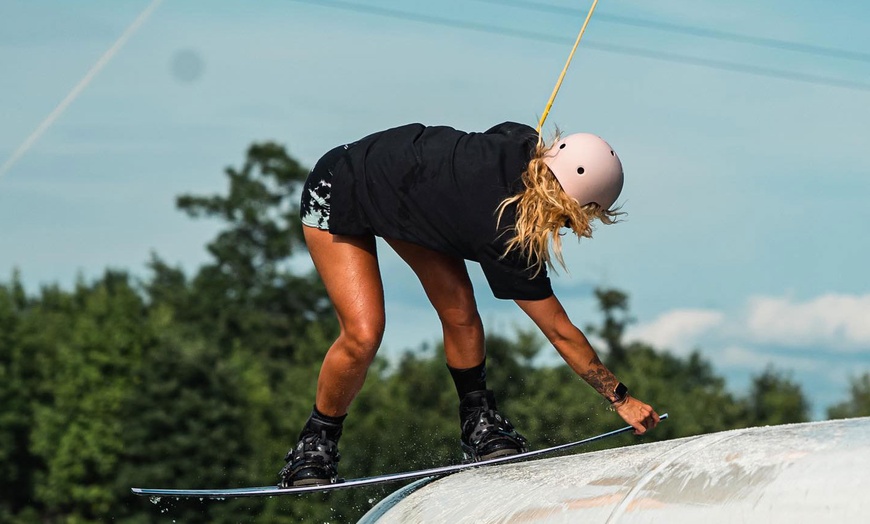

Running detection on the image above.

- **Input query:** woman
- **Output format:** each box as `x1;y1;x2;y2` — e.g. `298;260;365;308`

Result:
278;121;660;488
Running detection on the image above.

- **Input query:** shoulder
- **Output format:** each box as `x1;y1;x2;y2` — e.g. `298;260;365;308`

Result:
480;122;539;161
357;123;426;143
483;122;538;140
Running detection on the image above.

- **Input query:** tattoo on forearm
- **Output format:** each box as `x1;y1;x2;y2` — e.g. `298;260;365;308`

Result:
579;356;618;398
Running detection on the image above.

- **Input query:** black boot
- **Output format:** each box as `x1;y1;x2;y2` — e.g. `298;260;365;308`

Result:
278;409;344;488
459;390;528;462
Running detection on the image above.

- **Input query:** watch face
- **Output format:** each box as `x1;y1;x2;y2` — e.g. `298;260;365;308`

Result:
614;382;628;401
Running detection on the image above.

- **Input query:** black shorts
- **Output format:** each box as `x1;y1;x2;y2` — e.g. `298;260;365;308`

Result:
300;145;345;230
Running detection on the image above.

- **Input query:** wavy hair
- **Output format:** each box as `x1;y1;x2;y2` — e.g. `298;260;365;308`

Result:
496;136;623;277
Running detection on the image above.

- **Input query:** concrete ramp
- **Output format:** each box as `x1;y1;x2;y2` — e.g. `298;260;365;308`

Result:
360;417;870;523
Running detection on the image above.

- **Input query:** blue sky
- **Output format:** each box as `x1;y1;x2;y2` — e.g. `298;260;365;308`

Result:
2;0;868;419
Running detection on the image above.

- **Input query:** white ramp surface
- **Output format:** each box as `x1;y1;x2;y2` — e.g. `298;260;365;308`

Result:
360;417;870;523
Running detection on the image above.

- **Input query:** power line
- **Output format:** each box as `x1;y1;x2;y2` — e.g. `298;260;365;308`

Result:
477;0;870;65
591;40;870;92
287;0;870;94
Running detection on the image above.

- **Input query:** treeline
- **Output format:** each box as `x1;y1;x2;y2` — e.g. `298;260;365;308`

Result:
1;143;868;523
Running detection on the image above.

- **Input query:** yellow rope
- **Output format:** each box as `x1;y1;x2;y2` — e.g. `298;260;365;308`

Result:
536;0;601;134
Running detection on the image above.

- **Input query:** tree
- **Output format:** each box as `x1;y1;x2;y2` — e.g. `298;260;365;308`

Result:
114;327;278;524
742;366;810;425
827;373;870;419
0;273;37;521
614;343;747;440
585;288;632;367
23;272;151;521
170;142;334;363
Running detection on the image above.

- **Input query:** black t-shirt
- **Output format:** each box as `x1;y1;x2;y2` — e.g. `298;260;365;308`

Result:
328;121;553;301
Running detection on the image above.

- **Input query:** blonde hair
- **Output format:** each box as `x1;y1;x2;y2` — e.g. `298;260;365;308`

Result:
496;136;623;277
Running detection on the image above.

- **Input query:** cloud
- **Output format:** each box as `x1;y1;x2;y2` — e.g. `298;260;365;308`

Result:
745;294;870;351
718;345;823;373
717;345;760;368
626;293;870;357
626;308;724;355
624;297;869;420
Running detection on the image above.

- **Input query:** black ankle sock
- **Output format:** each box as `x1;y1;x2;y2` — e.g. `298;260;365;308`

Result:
311;405;347;425
448;360;488;400
302;405;346;441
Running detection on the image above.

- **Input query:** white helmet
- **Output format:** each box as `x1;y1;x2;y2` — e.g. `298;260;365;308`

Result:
543;133;624;210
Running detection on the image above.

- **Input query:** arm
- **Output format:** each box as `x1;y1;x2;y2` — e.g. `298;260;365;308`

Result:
515;294;660;434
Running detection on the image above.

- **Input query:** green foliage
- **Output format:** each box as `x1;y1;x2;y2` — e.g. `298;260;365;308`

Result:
29;272;151;521
741;366;811;425
0;141;859;522
0;272;36;520
585;288;632;367
827;373;870;419
611;344;746;441
171;142;333;363
114;327;291;524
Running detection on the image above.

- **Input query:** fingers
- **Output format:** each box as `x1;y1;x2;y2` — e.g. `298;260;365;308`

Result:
637;408;659;434
636;411;659;434
618;399;660;435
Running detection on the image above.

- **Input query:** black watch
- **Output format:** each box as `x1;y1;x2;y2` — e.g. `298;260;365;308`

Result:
610;382;629;404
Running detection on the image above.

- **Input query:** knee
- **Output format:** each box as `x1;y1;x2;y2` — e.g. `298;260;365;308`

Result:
438;304;482;332
338;319;384;364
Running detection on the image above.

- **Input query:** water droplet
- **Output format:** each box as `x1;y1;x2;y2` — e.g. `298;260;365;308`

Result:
149;496;162;505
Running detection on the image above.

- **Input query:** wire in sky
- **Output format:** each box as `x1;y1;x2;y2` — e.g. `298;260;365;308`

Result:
287;0;870;94
477;0;870;65
0;0;164;180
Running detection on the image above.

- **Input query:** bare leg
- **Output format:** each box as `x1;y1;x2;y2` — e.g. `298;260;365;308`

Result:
386;239;528;461
386;239;484;369
304;226;385;417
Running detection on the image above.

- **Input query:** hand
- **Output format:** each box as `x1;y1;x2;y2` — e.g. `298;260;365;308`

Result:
613;396;660;435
